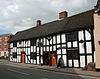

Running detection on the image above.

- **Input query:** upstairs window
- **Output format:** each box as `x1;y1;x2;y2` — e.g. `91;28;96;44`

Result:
4;37;7;41
0;38;2;42
13;42;17;47
0;45;1;50
31;40;36;46
4;45;7;50
30;52;36;59
67;31;78;42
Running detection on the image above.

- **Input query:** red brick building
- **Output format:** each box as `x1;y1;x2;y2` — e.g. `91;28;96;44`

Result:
0;34;12;58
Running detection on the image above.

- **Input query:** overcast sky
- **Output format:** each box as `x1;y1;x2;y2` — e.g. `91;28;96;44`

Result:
0;0;98;35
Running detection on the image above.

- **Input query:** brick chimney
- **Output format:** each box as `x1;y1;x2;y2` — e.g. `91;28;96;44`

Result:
94;0;100;15
59;11;67;19
94;6;98;13
37;20;41;26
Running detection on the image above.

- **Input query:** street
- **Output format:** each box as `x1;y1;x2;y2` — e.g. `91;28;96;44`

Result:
0;62;98;79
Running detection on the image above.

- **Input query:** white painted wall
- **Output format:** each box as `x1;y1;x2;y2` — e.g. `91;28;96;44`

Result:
94;13;100;69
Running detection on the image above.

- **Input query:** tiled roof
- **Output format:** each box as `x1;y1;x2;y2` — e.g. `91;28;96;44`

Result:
9;9;94;42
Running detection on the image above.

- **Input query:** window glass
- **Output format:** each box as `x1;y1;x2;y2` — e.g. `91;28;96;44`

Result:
0;38;2;41
4;52;6;56
0;45;1;50
5;37;7;41
4;45;7;50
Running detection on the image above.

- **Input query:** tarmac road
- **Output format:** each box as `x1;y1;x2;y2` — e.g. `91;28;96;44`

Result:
0;63;98;79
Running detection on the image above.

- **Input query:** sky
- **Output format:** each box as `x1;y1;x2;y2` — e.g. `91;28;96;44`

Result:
0;0;98;35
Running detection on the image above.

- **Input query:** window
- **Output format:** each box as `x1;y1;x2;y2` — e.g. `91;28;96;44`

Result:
13;42;17;47
13;52;17;58
31;40;36;46
0;37;2;41
68;50;79;59
0;45;1;50
4;45;7;50
30;52;36;59
67;31;78;41
4;37;7;41
4;52;6;57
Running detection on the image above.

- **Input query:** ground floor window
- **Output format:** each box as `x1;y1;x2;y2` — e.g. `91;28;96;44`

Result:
4;52;6;57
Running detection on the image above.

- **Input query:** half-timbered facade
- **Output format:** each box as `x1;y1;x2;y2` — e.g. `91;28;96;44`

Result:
8;9;95;68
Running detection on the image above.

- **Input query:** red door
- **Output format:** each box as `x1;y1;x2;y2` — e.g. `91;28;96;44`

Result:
51;53;56;66
22;53;25;63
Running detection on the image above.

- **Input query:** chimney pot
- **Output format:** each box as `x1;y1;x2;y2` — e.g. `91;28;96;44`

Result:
59;11;67;19
37;20;41;26
94;6;98;12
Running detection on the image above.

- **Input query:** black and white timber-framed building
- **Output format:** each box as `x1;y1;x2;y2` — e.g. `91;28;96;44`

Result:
8;9;95;68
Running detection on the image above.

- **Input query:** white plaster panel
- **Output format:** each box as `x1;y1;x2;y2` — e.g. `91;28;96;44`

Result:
37;47;39;52
37;56;39;64
57;50;61;54
34;60;36;64
31;46;33;52
57;55;61;63
79;43;85;54
34;46;36;52
68;60;72;67
73;41;78;47
86;42;92;53
44;47;45;51
74;60;79;67
47;47;49;51
78;31;84;41
62;49;66;54
67;42;71;48
50;46;52;51
10;56;13;61
47;40;49;45
57;45;60;48
25;48;28;55
43;38;46;45
87;56;92;64
10;43;13;48
25;56;27;63
41;47;43;55
21;41;24;47
31;59;33;64
19;49;21;54
17;42;19;47
41;57;43;64
19;56;21;62
53;46;56;51
53;36;56;44
61;34;66;43
85;30;91;40
80;56;85;67
24;41;26;47
28;40;30;46
63;55;67;66
57;35;60;43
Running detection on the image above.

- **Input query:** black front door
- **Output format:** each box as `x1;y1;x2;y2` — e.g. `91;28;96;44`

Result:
43;52;49;65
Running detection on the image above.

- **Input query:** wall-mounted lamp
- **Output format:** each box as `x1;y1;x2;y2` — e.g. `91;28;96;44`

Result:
98;41;100;45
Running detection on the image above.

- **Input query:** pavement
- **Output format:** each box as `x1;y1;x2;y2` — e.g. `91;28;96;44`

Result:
0;59;100;78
